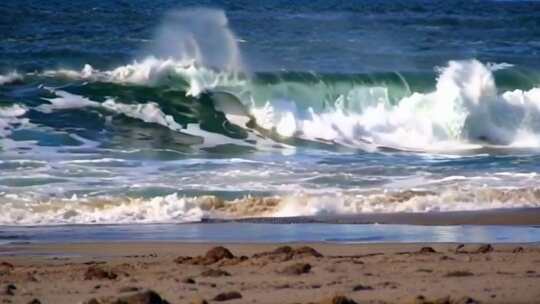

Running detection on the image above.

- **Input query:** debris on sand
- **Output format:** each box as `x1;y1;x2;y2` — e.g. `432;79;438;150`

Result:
418;247;437;254
253;246;323;262
444;270;474;277
413;295;480;304
352;284;373;291
475;244;493;254
200;269;231;277
318;295;358;304
213;291;242;302
279;263;312;275
175;246;239;266
84;266;118;280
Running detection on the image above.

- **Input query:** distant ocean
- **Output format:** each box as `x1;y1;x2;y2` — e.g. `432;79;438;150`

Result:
2;0;540;226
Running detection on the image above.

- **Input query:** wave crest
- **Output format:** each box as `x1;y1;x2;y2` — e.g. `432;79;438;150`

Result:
0;104;28;137
0;72;22;85
248;60;540;151
31;59;540;152
2;187;540;225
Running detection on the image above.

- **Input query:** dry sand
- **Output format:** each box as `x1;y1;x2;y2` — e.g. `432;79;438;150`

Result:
1;242;540;304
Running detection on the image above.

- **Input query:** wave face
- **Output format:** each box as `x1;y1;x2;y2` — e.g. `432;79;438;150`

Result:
26;58;540;152
2;5;540;225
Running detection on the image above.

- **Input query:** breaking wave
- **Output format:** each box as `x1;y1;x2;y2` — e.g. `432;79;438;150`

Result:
0;104;27;137
2;187;540;225
0;71;22;85
3;7;535;153
29;57;540;152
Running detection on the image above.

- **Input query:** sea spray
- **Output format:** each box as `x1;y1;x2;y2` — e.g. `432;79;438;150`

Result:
150;8;243;73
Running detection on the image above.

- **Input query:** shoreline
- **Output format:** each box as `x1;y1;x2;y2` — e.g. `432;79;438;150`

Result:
2;208;540;246
2;207;540;229
2;223;540;245
1;242;539;303
217;207;540;226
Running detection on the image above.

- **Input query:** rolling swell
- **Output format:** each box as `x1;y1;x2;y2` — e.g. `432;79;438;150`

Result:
2;6;540;154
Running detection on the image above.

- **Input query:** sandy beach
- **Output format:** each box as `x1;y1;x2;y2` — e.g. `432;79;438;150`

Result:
1;242;539;304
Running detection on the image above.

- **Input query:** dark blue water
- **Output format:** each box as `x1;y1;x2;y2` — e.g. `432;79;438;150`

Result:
1;0;540;228
2;0;540;73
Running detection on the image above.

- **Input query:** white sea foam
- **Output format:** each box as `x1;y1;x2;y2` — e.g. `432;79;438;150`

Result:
1;186;540;225
272;187;540;216
0;71;22;85
38;89;186;132
0;193;205;225
59;158;127;164
39;90;99;113
0;104;26;117
0;104;28;137
249;60;540;151
102;99;185;131
43;58;246;97
36;89;272;150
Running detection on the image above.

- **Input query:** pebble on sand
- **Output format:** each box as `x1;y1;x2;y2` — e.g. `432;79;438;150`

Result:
175;246;236;266
118;286;141;293
110;290;170;304
318;295;358;304
0;262;14;276
512;246;524;253
182;277;196;284
84;266;118;280
418;247;437;254
3;283;16;296
0;261;14;270
352;284;373;291
253;246;323;261
200;269;231;277
413;295;480;304
444;270;474;277
204;246;235;263
213;291;242;302
279;263;312;275
475;244;493;254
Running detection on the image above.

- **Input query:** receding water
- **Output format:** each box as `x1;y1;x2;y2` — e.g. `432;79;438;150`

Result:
1;224;539;244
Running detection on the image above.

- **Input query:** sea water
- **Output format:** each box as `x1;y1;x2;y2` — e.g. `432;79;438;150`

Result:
1;1;540;229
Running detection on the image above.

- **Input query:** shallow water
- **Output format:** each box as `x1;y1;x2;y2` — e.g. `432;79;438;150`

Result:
2;1;540;226
1;223;540;244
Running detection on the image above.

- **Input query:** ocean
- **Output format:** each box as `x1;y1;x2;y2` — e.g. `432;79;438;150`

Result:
2;0;540;228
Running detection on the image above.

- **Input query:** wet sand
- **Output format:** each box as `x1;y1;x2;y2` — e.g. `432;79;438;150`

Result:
224;207;540;225
1;242;540;303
